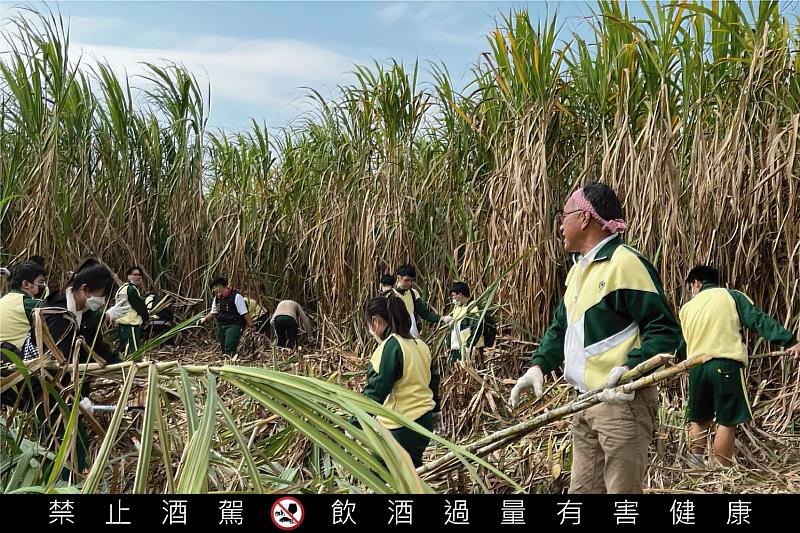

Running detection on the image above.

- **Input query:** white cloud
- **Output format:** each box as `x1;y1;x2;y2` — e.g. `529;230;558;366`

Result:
0;7;361;126
70;36;360;110
66;15;125;39
378;3;409;25
390;3;484;46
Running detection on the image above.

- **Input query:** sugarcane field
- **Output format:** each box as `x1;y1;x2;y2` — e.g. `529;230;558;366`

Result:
2;0;800;505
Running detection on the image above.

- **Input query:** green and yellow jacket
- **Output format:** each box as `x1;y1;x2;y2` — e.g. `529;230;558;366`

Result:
109;283;149;326
449;301;484;351
0;289;40;350
393;286;440;337
679;283;797;365
531;235;681;393
363;328;440;430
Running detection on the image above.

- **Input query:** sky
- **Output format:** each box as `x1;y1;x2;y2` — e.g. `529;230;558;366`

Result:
0;1;796;132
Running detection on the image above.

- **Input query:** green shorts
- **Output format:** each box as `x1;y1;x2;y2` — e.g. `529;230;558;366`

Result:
687;358;752;426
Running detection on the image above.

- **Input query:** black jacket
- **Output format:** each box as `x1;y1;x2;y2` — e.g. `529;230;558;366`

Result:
25;290;118;364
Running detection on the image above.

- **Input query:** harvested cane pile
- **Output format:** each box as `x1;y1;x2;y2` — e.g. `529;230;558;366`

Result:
68;323;799;495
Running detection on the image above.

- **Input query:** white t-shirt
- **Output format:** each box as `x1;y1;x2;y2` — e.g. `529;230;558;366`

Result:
210;293;249;316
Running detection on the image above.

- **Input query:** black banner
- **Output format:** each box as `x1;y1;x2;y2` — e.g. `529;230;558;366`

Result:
2;494;796;531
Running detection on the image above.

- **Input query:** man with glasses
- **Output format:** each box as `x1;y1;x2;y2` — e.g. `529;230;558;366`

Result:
393;264;452;338
0;260;47;356
107;266;150;356
681;265;799;467
509;181;681;494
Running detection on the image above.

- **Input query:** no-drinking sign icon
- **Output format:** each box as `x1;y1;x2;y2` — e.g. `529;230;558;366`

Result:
271;497;304;530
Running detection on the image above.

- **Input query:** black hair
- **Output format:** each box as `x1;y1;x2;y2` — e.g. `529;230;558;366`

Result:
582;181;624;222
69;263;114;295
211;276;228;288
364;293;413;339
28;255;46;267
396;264;416;278
10;261;46;290
685;265;719;286
379;273;396;286
72;258;99;276
126;266;143;276
450;282;470;298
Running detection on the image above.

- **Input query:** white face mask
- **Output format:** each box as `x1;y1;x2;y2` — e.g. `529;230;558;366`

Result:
368;323;382;342
452;299;460;306
85;296;106;311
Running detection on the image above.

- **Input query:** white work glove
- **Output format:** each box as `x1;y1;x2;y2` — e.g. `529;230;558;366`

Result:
510;366;544;408
441;315;454;325
105;302;128;322
431;411;444;434
598;365;635;404
79;397;95;414
0;267;10;277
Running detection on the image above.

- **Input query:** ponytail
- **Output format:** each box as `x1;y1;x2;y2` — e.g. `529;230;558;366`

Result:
66;258;99;287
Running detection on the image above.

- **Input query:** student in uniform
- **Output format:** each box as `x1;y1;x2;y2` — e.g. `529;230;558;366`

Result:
359;293;442;467
0;261;47;356
446;282;485;364
107;266;149;356
392;264;451;338
680;265;800;467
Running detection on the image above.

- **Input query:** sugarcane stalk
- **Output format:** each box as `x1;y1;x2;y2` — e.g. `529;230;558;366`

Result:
502;355;671;442
417;353;715;478
749;350;793;360
575;353;674;401
89;404;145;413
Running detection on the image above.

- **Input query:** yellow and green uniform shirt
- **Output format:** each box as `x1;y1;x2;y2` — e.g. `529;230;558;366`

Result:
364;330;440;430
531;235;681;393
393;286;440;337
243;297;267;319
0;289;40;350
450;301;485;351
679;283;797;365
113;283;149;326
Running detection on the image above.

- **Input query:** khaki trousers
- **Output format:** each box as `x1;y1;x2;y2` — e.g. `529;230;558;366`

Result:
570;385;659;494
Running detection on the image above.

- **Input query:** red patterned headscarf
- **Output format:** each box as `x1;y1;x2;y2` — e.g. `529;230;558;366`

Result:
570;188;628;233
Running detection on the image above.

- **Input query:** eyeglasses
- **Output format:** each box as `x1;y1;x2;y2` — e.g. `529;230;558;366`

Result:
556;209;583;224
